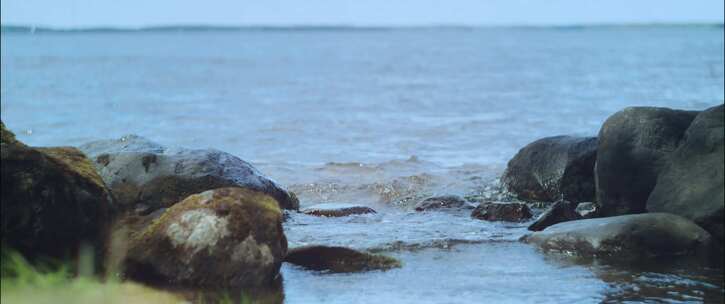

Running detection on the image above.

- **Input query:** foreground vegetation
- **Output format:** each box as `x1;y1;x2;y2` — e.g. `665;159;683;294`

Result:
0;250;183;304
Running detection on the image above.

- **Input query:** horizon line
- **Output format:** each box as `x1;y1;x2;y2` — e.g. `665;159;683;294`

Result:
2;22;723;33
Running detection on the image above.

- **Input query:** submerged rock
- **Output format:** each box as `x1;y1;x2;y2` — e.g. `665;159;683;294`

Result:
595;107;698;216
302;203;377;217
79;135;298;213
471;202;532;222
1;122;111;265
527;200;581;231
284;245;400;273
414;195;469;211
502;136;597;203
124;187;287;287
574;202;598;218
522;213;712;261
647;104;724;244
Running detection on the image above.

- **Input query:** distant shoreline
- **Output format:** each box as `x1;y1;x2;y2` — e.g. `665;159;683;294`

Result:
2;23;723;34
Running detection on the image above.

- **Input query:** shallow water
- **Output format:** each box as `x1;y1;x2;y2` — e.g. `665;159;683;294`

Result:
1;26;724;303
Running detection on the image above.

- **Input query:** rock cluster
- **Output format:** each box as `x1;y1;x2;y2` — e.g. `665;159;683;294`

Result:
1;125;300;287
508;104;724;262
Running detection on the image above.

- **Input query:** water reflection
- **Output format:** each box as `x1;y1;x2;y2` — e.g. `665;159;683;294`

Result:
158;275;285;304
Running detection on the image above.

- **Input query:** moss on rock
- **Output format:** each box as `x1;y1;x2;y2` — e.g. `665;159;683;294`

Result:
1;122;112;270
124;187;287;288
35;147;109;194
285;245;401;273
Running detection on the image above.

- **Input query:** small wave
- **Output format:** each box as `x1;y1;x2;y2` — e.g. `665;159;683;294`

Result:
283;210;531;253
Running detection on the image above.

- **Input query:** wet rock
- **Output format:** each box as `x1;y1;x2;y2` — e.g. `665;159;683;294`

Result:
527;200;581;231
1;122;111;265
502;136;597;203
414;195;469;211
302;203;377;217
471;202;533;222
575;202;598;218
596;107;698;216
522;213;712;261
124;187;287;287
284;245;400;273
79;135;298;213
647;104;724;244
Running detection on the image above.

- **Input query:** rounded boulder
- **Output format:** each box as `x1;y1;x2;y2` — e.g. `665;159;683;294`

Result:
124;187;287;287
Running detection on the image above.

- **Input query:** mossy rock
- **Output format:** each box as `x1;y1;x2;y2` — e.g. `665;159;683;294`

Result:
1;121;112;268
0;121;22;146
124;187;287;288
35;147;109;193
79;135;299;213
301;203;377;217
284;245;401;273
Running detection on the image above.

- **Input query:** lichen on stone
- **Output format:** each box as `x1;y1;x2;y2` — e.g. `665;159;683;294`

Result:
124;187;287;287
166;209;230;256
231;235;274;267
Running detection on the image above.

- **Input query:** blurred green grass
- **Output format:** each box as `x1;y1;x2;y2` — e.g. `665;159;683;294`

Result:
1;249;184;304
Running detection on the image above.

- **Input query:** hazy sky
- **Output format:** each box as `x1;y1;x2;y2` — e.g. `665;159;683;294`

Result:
2;0;724;28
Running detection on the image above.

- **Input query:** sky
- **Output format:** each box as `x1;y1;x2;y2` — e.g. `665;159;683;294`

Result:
1;0;724;28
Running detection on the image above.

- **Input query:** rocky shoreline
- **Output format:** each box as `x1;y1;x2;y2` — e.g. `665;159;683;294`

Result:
1;104;723;301
507;104;723;263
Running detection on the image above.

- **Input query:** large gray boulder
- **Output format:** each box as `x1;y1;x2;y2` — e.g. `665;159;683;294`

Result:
647;104;724;244
1;122;111;266
522;213;712;261
79;135;298;213
124;187;287;287
502;136;597;203
595;107;698;216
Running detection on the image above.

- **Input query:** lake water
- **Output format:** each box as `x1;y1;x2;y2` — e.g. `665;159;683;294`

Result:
2;25;724;303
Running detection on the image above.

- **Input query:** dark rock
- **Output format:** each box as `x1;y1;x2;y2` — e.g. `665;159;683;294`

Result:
502;136;597;203
575;202;598;218
79;135;299;213
414;195;469;211
284;245;400;273
1;122;111;266
522;213;712;261
647;104;724;244
527;200;581;231
471;202;533;222
595;107;698;216
302;203;376;217
124;187;287;287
